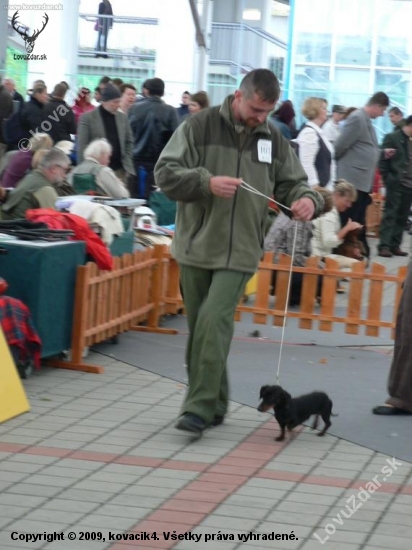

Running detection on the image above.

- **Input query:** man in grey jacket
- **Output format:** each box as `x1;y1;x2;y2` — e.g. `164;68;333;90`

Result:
334;92;390;257
77;83;134;181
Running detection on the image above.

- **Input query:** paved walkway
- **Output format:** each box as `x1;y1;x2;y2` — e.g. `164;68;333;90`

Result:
1;350;411;550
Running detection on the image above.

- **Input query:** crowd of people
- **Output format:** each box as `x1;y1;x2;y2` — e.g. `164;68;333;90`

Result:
0;67;411;429
0;73;211;217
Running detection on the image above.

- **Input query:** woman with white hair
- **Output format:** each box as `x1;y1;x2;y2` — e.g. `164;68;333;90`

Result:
69;138;129;198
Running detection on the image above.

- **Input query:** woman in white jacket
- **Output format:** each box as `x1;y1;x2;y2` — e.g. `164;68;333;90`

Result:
311;179;362;270
297;97;335;190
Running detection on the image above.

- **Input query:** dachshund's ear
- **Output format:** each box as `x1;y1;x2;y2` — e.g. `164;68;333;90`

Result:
277;388;292;405
259;385;269;398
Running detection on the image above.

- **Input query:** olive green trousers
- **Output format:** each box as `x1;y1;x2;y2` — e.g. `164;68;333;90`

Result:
179;265;251;423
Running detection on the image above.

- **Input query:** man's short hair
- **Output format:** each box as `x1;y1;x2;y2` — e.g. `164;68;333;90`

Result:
404;115;412;126
389;106;403;116
367;92;390;107
32;83;47;95
239;69;280;103
52;83;67;99
39;148;69;170
99;76;111;86
146;77;165;97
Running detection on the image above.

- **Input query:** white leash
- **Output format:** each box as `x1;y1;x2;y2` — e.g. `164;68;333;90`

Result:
240;180;299;385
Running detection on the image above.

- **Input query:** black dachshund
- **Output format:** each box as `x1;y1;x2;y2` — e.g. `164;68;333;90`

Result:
258;385;337;441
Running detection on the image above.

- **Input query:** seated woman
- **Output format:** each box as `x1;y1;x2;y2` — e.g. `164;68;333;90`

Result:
264;187;332;305
0;133;53;189
297;97;334;190
68;138;129;198
311;179;363;271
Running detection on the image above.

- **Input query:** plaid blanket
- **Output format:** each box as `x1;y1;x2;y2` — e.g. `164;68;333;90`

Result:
0;296;42;368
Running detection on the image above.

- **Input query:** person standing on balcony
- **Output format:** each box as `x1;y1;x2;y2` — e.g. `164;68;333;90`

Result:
155;69;324;436
96;0;113;58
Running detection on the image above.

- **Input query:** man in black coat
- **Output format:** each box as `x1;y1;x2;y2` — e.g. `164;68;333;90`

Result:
21;83;49;134
128;78;178;199
42;83;76;144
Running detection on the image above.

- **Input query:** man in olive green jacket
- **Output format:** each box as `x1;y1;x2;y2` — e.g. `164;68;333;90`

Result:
378;115;412;257
1;148;69;220
155;69;324;435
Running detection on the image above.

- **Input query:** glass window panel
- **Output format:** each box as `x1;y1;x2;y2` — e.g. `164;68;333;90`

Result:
332;68;370;108
296;33;332;64
335;36;372;66
291;66;330;125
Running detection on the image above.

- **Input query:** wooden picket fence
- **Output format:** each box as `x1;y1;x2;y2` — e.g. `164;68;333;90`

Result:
49;246;406;373
236;252;407;338
49;245;181;373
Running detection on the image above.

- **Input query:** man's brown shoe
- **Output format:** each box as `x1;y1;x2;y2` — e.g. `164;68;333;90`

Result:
378;248;392;258
391;248;408;257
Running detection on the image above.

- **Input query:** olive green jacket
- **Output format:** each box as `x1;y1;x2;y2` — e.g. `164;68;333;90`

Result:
1;169;58;220
155;95;324;273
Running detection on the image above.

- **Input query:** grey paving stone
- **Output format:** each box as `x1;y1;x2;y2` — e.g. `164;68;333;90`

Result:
76;513;138;530
276;500;331;516
94;503;149;520
71;480;127;494
213;504;269;520
311;467;362;478
292;483;345;496
284;491;338;506
57;488;114;503
6;483;63;498
24;508;85;524
0;461;45;474
85;471;141;484
41;499;99;514
136;476;189;489
0;493;47;508
373;523;412;538
20;474;75;488
122;484;177;499
246;478;297;490
40;466;91;479
0;505;31;520
366;534;411;549
109;493;164;509
379;511;411;527
201;515;259;532
235;486;287;501
0;471;30;483
265;510;324;527
36;438;83;450
219;494;276;511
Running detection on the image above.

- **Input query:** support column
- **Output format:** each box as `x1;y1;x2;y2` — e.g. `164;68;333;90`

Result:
195;0;213;91
0;0;8;76
156;0;197;105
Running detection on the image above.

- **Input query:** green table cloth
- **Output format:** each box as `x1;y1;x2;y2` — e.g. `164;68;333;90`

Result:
0;240;86;358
